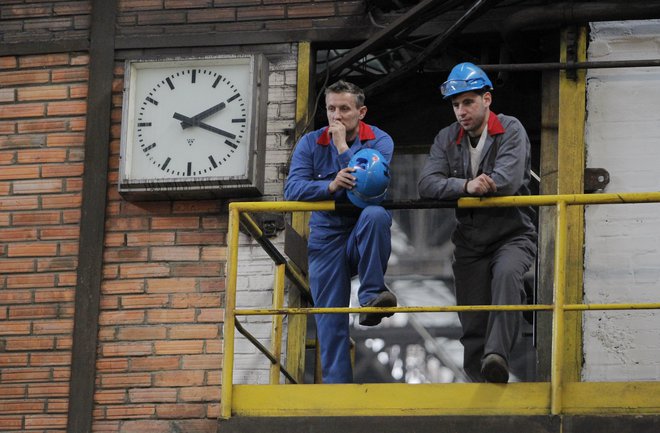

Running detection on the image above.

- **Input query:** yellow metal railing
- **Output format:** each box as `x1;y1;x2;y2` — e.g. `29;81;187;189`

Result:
221;192;660;419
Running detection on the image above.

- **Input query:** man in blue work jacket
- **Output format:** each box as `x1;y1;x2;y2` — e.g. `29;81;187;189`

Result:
285;80;397;383
418;63;537;383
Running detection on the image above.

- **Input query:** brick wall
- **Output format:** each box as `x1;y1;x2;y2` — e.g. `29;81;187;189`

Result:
0;1;91;44
0;51;89;432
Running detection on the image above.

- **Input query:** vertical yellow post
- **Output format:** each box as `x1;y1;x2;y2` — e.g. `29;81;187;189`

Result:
551;201;568;415
270;264;286;383
557;26;587;384
285;40;313;383
220;205;241;419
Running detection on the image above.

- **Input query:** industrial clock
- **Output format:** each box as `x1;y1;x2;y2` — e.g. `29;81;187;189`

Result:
118;54;268;199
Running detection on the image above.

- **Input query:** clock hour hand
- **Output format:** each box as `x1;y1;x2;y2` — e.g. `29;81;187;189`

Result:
173;112;237;140
180;102;226;130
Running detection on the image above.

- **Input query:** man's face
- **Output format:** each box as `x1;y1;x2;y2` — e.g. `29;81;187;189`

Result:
326;92;367;140
451;91;491;136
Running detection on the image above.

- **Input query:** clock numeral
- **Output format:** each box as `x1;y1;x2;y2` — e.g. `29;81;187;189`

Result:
208;155;218;169
227;93;240;103
187;162;192;176
232;118;246;123
143;142;156;152
161;157;171;170
191;69;196;84
212;76;222;88
166;77;175;90
146;97;158;106
225;140;238;150
138;122;152;127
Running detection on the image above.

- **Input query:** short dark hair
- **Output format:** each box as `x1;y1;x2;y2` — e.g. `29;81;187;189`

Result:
325;80;365;107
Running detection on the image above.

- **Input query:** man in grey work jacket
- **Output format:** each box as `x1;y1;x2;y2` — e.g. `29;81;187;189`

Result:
285;80;396;383
418;63;537;383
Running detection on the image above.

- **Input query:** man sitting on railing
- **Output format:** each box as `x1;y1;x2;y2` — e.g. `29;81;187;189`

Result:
418;63;537;383
285;80;397;383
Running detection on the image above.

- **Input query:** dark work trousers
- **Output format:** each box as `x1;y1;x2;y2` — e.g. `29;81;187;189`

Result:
307;206;392;383
452;234;536;382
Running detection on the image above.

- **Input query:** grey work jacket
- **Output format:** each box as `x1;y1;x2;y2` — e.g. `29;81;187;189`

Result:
418;112;536;252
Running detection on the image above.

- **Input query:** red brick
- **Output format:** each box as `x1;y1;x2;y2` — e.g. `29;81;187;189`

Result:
46;132;85;147
45;397;68;413
204;340;221;356
37;257;78;272
187;7;235;23
0;102;45;119
62;209;81;224
71;54;89;66
0;417;22;430
51;67;89;83
99;310;145;326
0;164;40;180
102;342;153;357
120;420;170;433
154;340;204;355
145;277;196;293
4;336;55;351
201;246;226;261
0;56;18;69
0;353;28;367
119;0;167;11
156;403;205;419
170;262;222;277
17;118;68;134
17;85;68;101
128;387;177;403
153;370;204;387
47;100;87;116
104;232;126;247
24;414;67;429
0;88;15;103
181;354;222;370
0;321;31;335
17;148;68;163
130;356;179;372
197;308;224;322
178;386;221;402
168;324;219;340
120;294;169;309
146;308;195;324
1;368;52;383
101;279;145;295
56;271;77;286
33;319;73;335
0;384;27;398
116;326;167;341
151;216;200;230
33;289;74;303
7;242;58;257
126;232;175;246
119;263;170;279
288;2;336;18
103;247;148;263
106;217;149;231
12;178;64;194
237;5;285;20
69;83;88;98
96;358;129;373
100;373;151;389
95;389;128;405
6;273;55;288
106;404;156;419
170;294;221;308
27;383;69;398
0;195;39;210
0;70;50;86
119;200;171;216
0;399;45;415
0;258;35;274
0;226;39;241
19;54;70;68
54;2;92;15
0;121;16;135
151;246;200;261
41;162;84;177
176;231;224;245
8;305;58;320
30;352;71;366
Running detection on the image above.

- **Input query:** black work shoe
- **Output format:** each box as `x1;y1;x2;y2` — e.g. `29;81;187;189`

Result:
358;291;397;326
481;353;509;383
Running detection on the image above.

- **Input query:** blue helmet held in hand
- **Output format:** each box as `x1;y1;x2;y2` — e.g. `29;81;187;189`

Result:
347;148;390;209
440;62;493;99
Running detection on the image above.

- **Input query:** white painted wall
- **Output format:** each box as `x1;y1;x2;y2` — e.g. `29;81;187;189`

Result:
583;20;660;381
232;45;297;384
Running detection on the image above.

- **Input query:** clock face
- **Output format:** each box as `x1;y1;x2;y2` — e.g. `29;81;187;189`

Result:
125;58;253;181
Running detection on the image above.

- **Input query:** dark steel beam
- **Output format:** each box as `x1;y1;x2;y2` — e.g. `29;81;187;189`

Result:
364;0;498;96
66;1;117;433
0;38;89;56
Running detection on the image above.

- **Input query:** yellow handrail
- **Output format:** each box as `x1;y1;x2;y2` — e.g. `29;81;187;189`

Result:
220;191;660;419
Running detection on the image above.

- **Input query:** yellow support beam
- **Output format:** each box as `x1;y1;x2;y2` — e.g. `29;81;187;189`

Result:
269;264;286;384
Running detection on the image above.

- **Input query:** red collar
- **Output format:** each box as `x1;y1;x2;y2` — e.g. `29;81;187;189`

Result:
455;112;505;145
316;121;376;146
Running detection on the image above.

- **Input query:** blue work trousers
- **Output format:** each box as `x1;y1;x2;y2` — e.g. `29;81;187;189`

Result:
307;206;392;383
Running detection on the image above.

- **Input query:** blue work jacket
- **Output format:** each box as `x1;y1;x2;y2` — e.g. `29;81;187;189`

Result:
284;121;394;239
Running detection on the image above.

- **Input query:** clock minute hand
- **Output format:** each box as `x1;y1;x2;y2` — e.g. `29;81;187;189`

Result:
180;102;226;130
173;112;237;140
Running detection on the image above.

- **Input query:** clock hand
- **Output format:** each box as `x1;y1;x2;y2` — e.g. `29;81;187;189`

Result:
173;112;237;140
180;101;226;130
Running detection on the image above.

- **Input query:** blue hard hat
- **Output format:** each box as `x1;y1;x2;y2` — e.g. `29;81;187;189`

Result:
347;148;390;209
440;62;493;99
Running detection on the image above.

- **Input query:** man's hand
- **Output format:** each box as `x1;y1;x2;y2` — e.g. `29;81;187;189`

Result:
466;173;497;196
328;167;356;194
328;120;349;154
